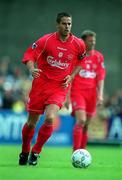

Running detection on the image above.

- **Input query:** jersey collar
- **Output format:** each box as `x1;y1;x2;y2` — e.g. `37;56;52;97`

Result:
56;32;73;42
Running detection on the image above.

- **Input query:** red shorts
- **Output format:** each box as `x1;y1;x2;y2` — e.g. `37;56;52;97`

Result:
71;88;97;117
26;74;69;114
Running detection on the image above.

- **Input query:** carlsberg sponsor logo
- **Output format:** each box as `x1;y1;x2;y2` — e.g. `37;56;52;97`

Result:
79;70;96;78
47;56;69;69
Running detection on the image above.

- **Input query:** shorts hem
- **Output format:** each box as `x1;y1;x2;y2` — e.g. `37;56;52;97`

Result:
87;111;96;117
27;108;44;115
45;101;62;109
72;107;85;116
72;107;96;117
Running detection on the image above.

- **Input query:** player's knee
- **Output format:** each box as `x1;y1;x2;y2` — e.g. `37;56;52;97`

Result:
45;113;55;124
27;122;36;129
77;119;86;127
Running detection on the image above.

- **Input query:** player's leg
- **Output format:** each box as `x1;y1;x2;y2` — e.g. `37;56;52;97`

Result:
73;109;87;151
80;88;97;149
80;117;91;149
19;113;40;165
29;104;59;165
71;90;87;151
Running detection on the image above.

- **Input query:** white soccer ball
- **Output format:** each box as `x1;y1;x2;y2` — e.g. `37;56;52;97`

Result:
71;149;92;168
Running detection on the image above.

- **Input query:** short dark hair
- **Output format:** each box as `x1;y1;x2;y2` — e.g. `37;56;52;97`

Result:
56;12;72;24
81;30;96;40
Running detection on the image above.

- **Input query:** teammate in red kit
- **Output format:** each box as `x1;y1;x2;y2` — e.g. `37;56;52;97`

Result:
65;30;106;151
19;12;86;165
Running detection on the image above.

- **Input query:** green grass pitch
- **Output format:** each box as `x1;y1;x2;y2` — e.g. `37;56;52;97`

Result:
0;145;122;180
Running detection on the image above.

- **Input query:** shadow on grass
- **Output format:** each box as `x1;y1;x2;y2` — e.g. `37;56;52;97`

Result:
0;163;19;167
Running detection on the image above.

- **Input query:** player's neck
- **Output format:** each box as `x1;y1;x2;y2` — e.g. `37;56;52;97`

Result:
59;34;70;42
86;50;90;56
86;49;94;56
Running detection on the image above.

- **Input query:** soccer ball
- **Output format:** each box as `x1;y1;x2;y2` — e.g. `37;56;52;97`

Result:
71;149;92;168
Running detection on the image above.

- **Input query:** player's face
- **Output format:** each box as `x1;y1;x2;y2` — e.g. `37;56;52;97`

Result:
57;17;72;38
85;36;96;51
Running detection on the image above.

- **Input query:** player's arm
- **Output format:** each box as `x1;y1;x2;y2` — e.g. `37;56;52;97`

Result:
26;60;42;78
63;66;81;88
63;39;86;88
97;54;106;105
64;87;71;110
97;79;104;105
22;43;42;78
22;37;47;78
70;66;82;79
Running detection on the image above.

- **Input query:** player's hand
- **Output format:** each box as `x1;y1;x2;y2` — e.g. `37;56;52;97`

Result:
97;95;104;106
30;68;42;78
62;75;72;88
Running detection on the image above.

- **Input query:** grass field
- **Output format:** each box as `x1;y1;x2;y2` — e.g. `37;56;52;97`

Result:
0;145;122;180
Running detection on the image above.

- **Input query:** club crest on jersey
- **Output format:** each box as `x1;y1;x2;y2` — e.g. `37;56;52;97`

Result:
32;43;37;49
68;54;73;60
58;52;63;58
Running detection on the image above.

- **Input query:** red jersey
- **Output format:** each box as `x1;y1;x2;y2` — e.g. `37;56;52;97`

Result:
22;32;86;81
71;50;106;89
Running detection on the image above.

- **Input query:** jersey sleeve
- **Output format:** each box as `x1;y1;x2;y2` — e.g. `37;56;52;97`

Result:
97;53;106;81
22;35;48;64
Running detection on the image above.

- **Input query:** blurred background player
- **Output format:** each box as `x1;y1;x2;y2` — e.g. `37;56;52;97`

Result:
65;30;106;151
19;12;86;165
